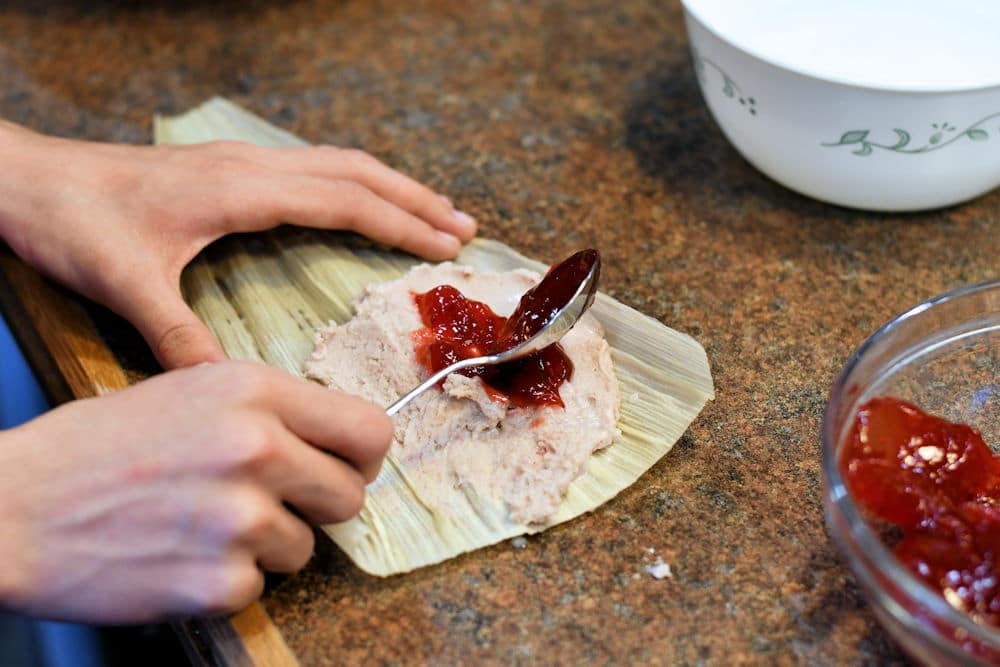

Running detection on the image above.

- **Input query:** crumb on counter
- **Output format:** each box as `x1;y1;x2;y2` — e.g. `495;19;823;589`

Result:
644;557;674;579
645;557;672;580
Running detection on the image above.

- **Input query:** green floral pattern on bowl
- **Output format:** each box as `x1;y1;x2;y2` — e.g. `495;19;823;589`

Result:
823;113;1000;156
692;49;757;116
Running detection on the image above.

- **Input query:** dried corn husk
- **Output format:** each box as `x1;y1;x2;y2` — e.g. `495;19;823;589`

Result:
155;98;715;576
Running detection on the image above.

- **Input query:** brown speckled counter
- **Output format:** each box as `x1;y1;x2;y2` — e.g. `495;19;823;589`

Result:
2;1;998;664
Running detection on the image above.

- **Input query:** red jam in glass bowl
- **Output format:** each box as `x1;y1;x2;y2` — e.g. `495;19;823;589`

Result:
842;397;1000;628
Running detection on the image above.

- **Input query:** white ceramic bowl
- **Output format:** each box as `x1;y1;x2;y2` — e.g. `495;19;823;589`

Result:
680;0;1000;211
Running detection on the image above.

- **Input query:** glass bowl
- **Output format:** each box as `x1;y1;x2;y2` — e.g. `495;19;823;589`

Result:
822;280;1000;665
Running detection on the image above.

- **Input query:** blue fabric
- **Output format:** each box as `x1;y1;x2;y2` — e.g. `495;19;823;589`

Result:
0;313;105;666
0;312;48;428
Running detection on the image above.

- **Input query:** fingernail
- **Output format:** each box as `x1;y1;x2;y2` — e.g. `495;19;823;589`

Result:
453;209;477;232
437;230;461;251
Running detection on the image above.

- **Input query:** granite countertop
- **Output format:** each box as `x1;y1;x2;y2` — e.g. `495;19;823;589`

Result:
3;1;999;664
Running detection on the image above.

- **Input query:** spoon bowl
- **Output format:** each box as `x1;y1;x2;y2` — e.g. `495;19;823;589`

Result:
386;250;601;416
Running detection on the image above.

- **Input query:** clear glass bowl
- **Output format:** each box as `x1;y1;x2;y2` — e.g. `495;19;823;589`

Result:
822;280;1000;665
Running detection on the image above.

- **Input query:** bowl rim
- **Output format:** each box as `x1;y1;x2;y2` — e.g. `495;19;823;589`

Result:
821;278;1000;654
680;0;1000;94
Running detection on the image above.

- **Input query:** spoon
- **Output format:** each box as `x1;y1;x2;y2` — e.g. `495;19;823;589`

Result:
386;249;601;416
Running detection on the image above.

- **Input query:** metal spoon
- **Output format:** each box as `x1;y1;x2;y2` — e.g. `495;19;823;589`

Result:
386;250;601;416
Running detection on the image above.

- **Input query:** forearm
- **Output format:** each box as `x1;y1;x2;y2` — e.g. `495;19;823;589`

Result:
0;427;34;612
0;120;29;242
0;121;54;256
0;118;34;137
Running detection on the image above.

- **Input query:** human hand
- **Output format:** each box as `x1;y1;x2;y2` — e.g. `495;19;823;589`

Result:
0;124;477;369
0;361;391;623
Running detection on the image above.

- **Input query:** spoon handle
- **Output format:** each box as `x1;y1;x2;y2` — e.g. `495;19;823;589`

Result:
386;354;495;416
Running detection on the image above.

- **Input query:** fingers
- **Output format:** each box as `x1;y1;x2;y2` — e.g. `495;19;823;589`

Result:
212;554;265;614
232;145;477;241
250;372;393;483
173;552;265;617
225;485;316;573
121;285;227;370
344;159;477;241
199;141;477;258
219;407;372;557
231;175;465;260
160;363;387;524
249;416;372;524
200;364;389;521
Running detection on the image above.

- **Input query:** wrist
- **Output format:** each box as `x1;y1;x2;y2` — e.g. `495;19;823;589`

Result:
0;119;46;167
0;428;34;610
0;124;62;260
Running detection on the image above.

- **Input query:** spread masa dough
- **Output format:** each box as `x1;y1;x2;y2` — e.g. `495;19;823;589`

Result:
305;263;620;524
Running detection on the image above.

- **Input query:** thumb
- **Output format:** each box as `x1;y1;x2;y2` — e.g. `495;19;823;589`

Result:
123;287;227;370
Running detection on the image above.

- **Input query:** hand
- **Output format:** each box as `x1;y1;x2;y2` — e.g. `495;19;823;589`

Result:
0;123;477;369
0;361;391;623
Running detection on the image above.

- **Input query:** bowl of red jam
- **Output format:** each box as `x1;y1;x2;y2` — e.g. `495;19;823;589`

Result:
822;280;1000;665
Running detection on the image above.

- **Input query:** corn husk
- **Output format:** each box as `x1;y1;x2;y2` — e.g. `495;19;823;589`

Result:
155;98;715;576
